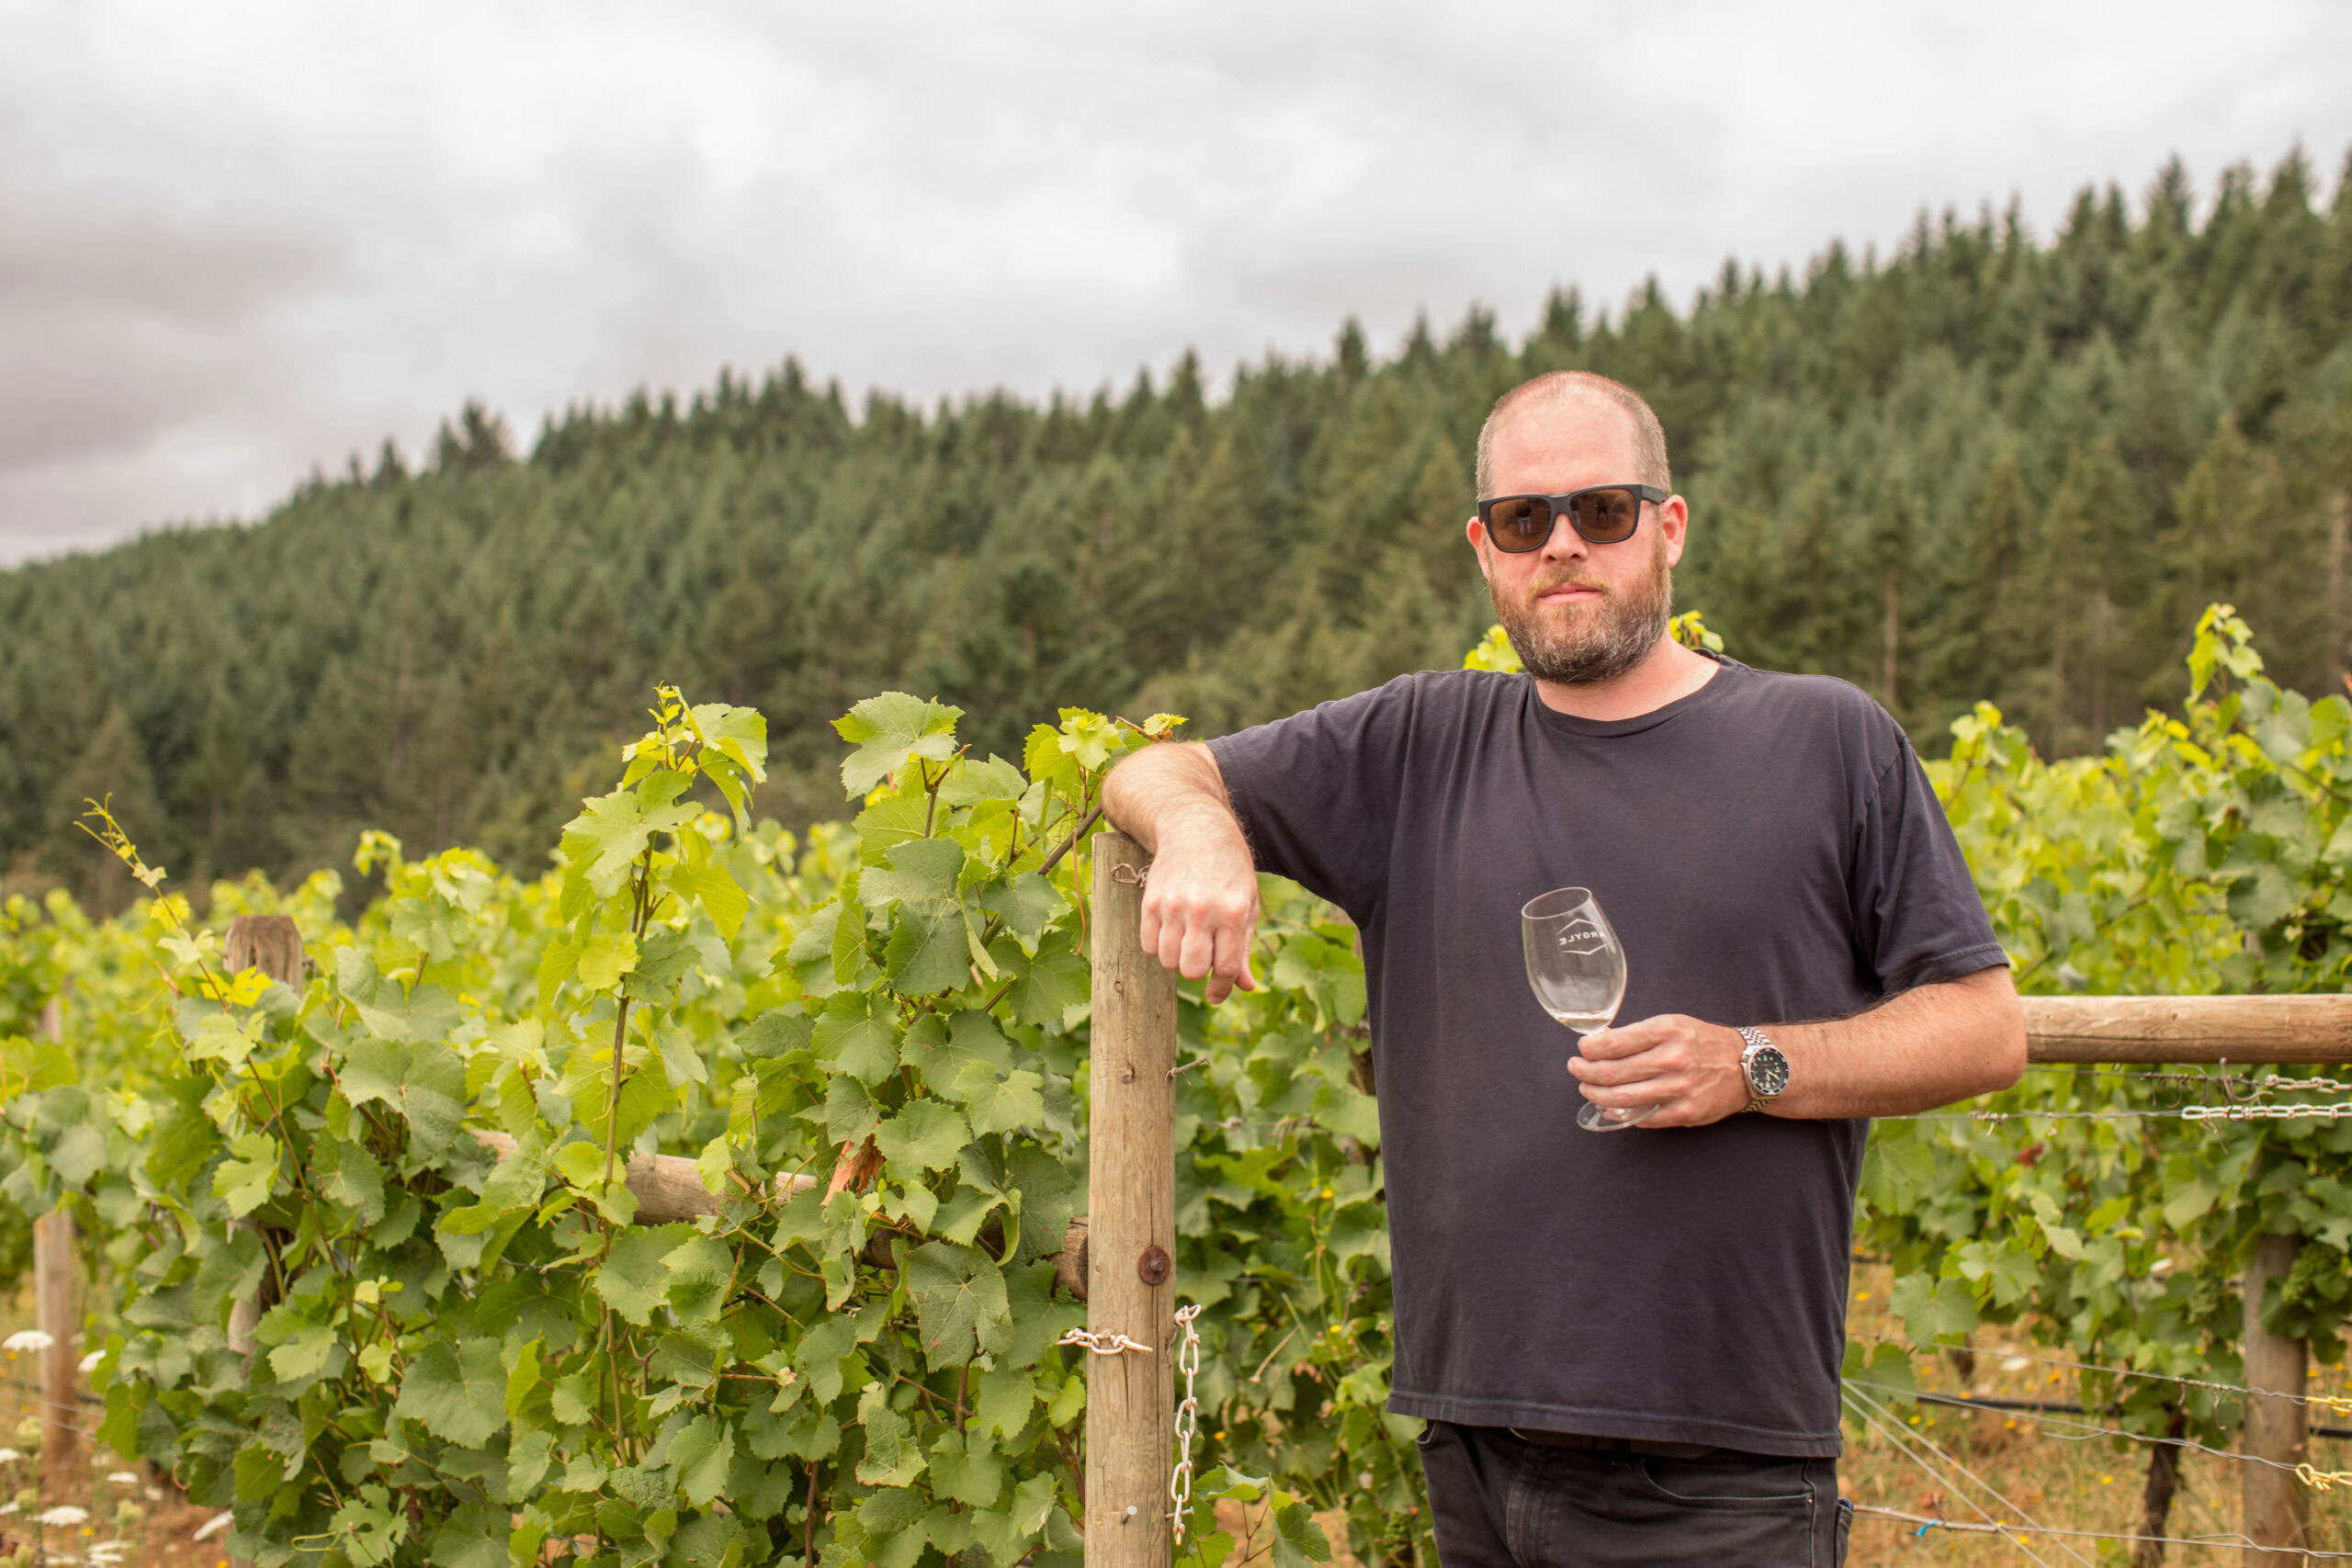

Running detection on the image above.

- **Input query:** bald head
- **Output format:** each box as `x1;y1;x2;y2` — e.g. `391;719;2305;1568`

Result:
1475;372;1671;496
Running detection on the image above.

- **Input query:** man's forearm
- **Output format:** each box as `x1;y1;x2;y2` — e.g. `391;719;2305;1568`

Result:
1766;966;2027;1119
1102;741;1245;853
1570;965;2027;1126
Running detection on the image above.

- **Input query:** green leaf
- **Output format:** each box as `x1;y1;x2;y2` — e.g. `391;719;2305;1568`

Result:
888;899;973;997
577;928;639;991
973;1364;1036;1441
834;692;964;798
594;1224;694;1326
813;992;900;1085
928;1428;1004;1507
268;1324;338;1382
961;1067;1046;1138
211;1132;280;1217
876;1100;971;1173
669;1413;736;1507
1271;1499;1332;1568
907;1242;1013;1367
1001;927;1089;1029
668;860;749;939
340;1038;468;1158
854;793;932;868
864;838;965;907
320;1136;388;1228
979;873;1062;941
393;1338;508;1448
560;784;702;898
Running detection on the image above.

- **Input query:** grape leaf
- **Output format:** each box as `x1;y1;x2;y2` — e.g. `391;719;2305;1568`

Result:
907;1242;1012;1367
340;1038;468;1158
595;1224;694;1326
833;692;964;799
668;1413;736;1507
394;1339;508;1448
876;1100;970;1174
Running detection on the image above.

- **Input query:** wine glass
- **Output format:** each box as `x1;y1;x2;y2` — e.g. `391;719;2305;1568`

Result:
1520;886;1650;1132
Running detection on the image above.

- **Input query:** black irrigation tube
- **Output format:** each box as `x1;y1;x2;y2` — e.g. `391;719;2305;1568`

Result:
1903;1387;2352;1442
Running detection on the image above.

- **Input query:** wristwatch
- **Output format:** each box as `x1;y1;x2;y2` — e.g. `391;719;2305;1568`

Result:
1737;1026;1791;1114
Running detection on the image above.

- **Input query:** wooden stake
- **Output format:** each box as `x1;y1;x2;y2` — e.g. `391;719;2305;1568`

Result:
1085;833;1178;1568
30;986;78;1494
31;1000;78;1493
2243;1233;2310;1566
221;918;304;1371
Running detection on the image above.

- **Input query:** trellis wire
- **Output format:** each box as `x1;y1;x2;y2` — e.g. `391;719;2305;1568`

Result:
1843;1378;2333;1479
1851;1503;2352;1557
1842;1382;2079;1568
1869;1334;2352;1414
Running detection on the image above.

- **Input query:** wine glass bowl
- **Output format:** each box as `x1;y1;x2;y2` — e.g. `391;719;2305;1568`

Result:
1520;886;1649;1132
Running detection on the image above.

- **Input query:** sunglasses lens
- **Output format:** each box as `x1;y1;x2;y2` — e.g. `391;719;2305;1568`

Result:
1568;488;1642;543
1487;497;1554;551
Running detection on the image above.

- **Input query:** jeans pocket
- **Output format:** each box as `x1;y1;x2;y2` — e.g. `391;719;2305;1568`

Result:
1635;1454;1815;1506
1836;1496;1853;1565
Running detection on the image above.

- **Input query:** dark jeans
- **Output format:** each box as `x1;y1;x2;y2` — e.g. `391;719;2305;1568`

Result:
1414;1422;1851;1567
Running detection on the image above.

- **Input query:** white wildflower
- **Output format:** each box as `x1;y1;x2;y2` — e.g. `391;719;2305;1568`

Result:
2000;1357;2030;1371
194;1511;233;1541
0;1501;17;1516
1;1330;53;1353
78;1349;104;1374
38;1505;89;1527
0;1448;21;1464
106;1471;139;1485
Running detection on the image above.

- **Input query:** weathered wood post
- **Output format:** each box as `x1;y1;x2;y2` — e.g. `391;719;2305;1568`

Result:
2243;1233;2311;1566
220;917;304;1369
33;998;78;1494
1086;833;1178;1567
220;916;304;1568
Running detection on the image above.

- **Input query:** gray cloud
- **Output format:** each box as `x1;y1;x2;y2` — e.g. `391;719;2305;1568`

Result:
3;0;2348;562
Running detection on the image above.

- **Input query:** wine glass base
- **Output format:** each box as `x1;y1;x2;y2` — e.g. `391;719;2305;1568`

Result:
1577;1102;1656;1134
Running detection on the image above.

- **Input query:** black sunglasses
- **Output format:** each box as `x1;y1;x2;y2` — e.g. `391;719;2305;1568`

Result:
1476;485;1667;551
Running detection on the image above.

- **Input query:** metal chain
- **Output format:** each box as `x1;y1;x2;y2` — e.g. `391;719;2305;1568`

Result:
1056;1328;1155;1357
1170;1303;1203;1540
2182;1101;2352;1122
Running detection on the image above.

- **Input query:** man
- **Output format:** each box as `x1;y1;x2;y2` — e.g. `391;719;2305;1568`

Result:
1102;370;2025;1566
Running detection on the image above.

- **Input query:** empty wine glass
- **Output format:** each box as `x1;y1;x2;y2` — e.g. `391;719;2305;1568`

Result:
1521;886;1649;1132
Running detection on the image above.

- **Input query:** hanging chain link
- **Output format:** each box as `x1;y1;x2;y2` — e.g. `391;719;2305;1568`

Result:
1169;1303;1203;1540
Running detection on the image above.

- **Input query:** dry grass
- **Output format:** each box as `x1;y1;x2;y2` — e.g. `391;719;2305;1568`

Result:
1837;1262;2352;1566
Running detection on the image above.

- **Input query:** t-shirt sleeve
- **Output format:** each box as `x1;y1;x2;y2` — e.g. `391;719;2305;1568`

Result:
1204;676;1416;921
1849;730;2008;994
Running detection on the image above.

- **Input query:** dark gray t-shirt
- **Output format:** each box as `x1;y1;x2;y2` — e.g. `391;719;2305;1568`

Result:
1206;659;2005;1455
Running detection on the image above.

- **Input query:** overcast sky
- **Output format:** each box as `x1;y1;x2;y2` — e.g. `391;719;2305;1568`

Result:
4;1;2349;565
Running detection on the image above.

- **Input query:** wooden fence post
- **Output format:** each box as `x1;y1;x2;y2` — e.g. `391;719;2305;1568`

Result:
33;999;78;1495
2243;1232;2311;1566
220;917;304;1371
1085;833;1178;1568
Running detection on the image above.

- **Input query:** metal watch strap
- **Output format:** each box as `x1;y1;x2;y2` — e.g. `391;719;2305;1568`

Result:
1737;1025;1782;1114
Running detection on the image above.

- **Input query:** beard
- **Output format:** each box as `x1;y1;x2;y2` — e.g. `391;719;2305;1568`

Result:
1491;529;1675;685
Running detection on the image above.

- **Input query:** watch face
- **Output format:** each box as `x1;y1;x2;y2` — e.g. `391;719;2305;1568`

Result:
1749;1044;1791;1097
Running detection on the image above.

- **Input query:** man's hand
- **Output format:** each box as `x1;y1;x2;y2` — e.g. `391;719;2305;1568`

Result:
1136;820;1261;1003
1567;1016;1747;1128
1102;741;1263;1004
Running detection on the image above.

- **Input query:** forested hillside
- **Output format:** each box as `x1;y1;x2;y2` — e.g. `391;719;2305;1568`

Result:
5;148;2349;910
